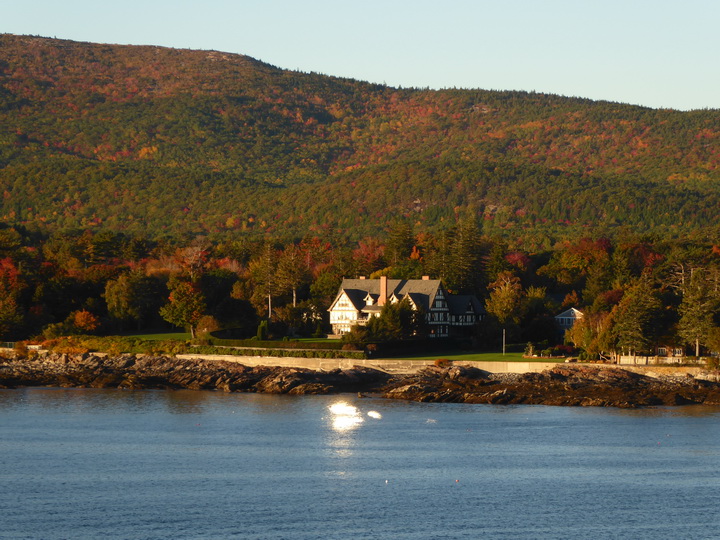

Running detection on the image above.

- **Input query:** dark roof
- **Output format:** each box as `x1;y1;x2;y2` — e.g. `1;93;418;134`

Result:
331;278;443;312
339;288;369;311
405;292;426;310
447;294;486;315
330;278;485;318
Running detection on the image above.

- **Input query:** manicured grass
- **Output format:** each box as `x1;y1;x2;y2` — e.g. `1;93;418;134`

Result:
384;351;564;363
122;332;191;341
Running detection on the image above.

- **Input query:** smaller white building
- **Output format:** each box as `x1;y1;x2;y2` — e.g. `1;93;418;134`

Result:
555;307;584;331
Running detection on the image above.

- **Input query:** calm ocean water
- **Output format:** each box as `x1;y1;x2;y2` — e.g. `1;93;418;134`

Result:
1;388;719;540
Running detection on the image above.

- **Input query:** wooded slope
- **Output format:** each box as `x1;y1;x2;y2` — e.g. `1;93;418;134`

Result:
1;34;719;240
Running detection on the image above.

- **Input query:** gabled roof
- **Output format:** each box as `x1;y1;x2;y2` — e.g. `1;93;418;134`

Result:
328;287;368;313
405;292;425;310
555;307;584;319
330;278;443;312
363;292;378;305
447;294;486;315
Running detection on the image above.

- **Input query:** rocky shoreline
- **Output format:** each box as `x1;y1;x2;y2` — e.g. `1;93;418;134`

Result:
2;352;720;408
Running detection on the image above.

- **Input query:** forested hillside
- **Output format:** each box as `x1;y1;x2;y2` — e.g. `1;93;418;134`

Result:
1;34;720;242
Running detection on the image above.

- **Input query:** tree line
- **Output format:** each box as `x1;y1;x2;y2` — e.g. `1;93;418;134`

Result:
0;222;718;359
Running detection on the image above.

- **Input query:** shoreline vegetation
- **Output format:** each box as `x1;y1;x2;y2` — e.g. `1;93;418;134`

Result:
2;352;720;408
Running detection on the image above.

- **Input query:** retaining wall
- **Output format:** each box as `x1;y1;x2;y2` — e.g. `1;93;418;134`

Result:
175;354;560;374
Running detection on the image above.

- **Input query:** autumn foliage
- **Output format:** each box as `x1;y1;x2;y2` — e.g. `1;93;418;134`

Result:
0;35;719;241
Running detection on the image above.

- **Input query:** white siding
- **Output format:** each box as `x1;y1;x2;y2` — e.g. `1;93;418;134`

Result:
329;292;360;334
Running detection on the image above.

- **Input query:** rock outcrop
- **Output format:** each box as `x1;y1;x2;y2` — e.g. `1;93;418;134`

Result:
382;364;720;407
0;352;390;395
2;353;720;407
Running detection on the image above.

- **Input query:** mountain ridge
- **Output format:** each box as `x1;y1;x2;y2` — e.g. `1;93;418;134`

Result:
1;34;719;241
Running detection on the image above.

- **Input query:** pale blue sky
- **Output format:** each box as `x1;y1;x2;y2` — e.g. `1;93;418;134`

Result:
3;0;719;110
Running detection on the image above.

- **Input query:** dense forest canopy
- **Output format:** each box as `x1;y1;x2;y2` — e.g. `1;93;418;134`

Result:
1;34;719;243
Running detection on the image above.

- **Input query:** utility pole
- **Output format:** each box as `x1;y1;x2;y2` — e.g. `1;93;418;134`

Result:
503;328;506;356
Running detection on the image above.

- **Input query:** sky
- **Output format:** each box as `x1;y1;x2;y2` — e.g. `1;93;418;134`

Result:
3;0;719;111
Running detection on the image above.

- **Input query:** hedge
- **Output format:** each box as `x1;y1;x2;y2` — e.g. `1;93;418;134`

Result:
208;337;344;350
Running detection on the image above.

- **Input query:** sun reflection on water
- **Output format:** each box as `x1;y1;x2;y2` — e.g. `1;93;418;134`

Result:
328;402;364;432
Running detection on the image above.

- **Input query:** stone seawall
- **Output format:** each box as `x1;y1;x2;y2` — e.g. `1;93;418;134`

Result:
619;365;720;381
175;354;562;375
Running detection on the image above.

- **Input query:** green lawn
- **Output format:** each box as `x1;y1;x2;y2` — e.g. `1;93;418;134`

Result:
110;333;563;363
384;351;564;363
122;332;191;341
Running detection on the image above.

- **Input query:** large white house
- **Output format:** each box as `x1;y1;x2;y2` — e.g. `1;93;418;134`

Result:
328;276;484;338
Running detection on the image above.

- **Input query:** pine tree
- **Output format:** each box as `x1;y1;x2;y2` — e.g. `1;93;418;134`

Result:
385;221;414;267
609;276;662;356
450;217;482;292
425;228;455;286
677;268;718;356
483;240;511;286
366;298;422;341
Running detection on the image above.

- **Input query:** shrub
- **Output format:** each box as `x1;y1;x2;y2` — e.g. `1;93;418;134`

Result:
208;337;343;350
196;315;221;336
256;320;269;341
13;341;28;359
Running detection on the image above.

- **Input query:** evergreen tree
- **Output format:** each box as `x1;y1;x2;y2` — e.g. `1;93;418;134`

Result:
385;221;414;266
0;292;22;340
483;240;511;286
424;228;454;286
608;276;662;356
450;217;482;292
366;298;423;341
677;269;718;356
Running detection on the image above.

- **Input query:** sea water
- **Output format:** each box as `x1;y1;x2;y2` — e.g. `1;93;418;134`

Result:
1;388;719;539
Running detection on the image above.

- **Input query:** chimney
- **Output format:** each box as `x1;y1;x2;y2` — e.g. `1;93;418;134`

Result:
379;275;388;306
422;275;430;280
